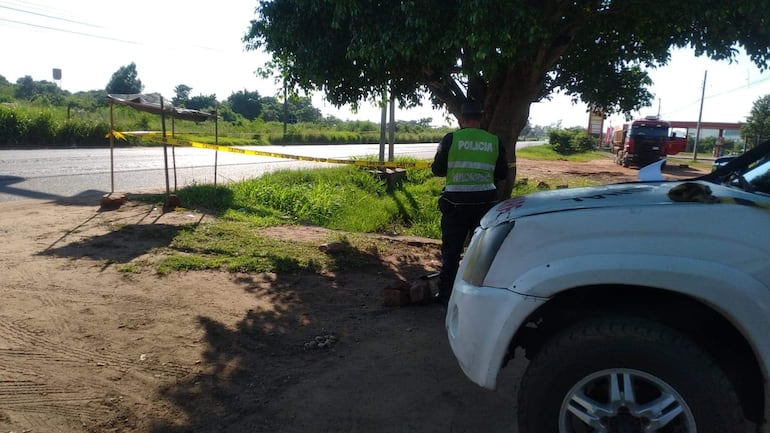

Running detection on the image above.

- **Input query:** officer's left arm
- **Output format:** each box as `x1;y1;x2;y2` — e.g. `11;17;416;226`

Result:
431;133;452;177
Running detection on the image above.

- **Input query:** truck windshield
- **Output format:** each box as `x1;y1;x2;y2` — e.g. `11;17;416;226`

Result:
630;125;669;138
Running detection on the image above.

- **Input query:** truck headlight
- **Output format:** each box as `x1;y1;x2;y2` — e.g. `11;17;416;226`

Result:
462;221;514;286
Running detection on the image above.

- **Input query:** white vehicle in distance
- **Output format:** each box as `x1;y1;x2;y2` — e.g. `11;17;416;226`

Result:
446;139;770;433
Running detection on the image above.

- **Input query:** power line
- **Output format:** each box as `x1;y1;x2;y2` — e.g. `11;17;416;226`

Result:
659;75;770;118
0;17;141;45
0;13;231;54
705;74;770;100
0;4;103;28
0;1;244;55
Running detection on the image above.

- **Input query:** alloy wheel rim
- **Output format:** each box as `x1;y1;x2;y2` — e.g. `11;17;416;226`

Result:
558;368;697;433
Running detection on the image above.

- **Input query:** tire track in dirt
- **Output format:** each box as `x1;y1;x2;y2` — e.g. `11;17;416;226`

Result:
0;317;191;377
0;375;111;432
0;315;192;430
0;380;108;417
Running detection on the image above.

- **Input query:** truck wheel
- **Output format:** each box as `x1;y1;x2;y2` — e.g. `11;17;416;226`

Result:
518;316;746;433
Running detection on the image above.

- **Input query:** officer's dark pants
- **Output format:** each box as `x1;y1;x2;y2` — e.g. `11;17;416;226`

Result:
438;199;493;302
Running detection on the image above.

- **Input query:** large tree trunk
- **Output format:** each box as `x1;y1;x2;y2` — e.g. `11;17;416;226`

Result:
484;69;540;201
423;39;570;202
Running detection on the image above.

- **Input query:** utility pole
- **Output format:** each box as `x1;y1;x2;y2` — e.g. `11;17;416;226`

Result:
693;70;707;161
388;93;395;162
379;91;387;164
282;81;288;138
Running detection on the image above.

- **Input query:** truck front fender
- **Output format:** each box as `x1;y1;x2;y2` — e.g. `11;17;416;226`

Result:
508;253;770;383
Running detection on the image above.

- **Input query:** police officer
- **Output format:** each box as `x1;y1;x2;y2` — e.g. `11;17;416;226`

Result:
431;100;508;305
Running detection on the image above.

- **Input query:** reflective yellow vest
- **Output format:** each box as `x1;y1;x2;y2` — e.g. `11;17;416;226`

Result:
445;128;500;192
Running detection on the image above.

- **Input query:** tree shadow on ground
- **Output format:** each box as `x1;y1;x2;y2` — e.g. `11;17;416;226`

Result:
41;223;188;263
37;199;202;264
141;239;519;433
0;174;110;204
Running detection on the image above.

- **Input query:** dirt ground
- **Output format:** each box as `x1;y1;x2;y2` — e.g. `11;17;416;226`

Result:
0;157;707;433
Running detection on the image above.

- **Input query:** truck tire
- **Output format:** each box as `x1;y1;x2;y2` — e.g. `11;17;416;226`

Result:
518;316;746;433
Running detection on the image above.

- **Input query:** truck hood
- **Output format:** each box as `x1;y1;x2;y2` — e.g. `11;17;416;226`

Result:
482;180;739;228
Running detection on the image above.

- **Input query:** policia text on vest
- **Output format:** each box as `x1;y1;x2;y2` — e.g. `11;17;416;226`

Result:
444;130;500;193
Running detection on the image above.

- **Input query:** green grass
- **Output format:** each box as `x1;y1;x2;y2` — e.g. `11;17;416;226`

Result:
517;144;609;162
143;156;443;274
2;101;452;147
175;160;444;237
666;154;712;171
135;148;614;275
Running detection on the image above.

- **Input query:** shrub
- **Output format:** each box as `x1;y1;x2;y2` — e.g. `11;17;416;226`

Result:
569;130;596;153
76;120;110;145
0;105;26;144
548;129;574;154
549;128;597;155
27;110;56;145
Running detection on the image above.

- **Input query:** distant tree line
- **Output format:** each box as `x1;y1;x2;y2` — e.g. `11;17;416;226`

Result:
1;63;462;146
1;62;325;126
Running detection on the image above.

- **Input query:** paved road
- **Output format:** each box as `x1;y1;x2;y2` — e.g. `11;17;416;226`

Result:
0;141;545;203
0;143;440;203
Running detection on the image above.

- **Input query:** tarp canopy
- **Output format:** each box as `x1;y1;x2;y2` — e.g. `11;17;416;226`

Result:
106;93;217;122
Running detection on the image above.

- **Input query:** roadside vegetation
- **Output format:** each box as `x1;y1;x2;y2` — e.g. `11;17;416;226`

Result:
128;146;608;275
0;99;453;147
0;71;549;147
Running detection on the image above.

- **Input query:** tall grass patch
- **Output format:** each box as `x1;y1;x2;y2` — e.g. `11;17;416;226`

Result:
141;149;612;274
174;160;443;239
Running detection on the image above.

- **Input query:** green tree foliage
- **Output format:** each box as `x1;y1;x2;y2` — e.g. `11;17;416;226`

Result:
416;118;433;128
741;94;770;143
69;90;107;110
216;104;241;123
245;0;770;197
14;75;65;104
106;62;144;94
291;96;321;122
227;89;262;120
0;75;13;102
14;75;36;100
172;84;192;107
260;95;321;123
259;96;283;122
694;136;739;156
186;94;218;111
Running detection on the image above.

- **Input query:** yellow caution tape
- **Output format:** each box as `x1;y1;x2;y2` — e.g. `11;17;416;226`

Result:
121;131;432;169
105;130;127;141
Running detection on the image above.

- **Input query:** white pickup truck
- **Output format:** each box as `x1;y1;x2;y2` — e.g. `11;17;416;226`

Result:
446;140;770;433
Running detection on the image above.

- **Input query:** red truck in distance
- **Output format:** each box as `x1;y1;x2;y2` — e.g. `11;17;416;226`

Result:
611;116;687;168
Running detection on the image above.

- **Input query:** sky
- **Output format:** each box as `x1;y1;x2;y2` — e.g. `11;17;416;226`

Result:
2;0;770;130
